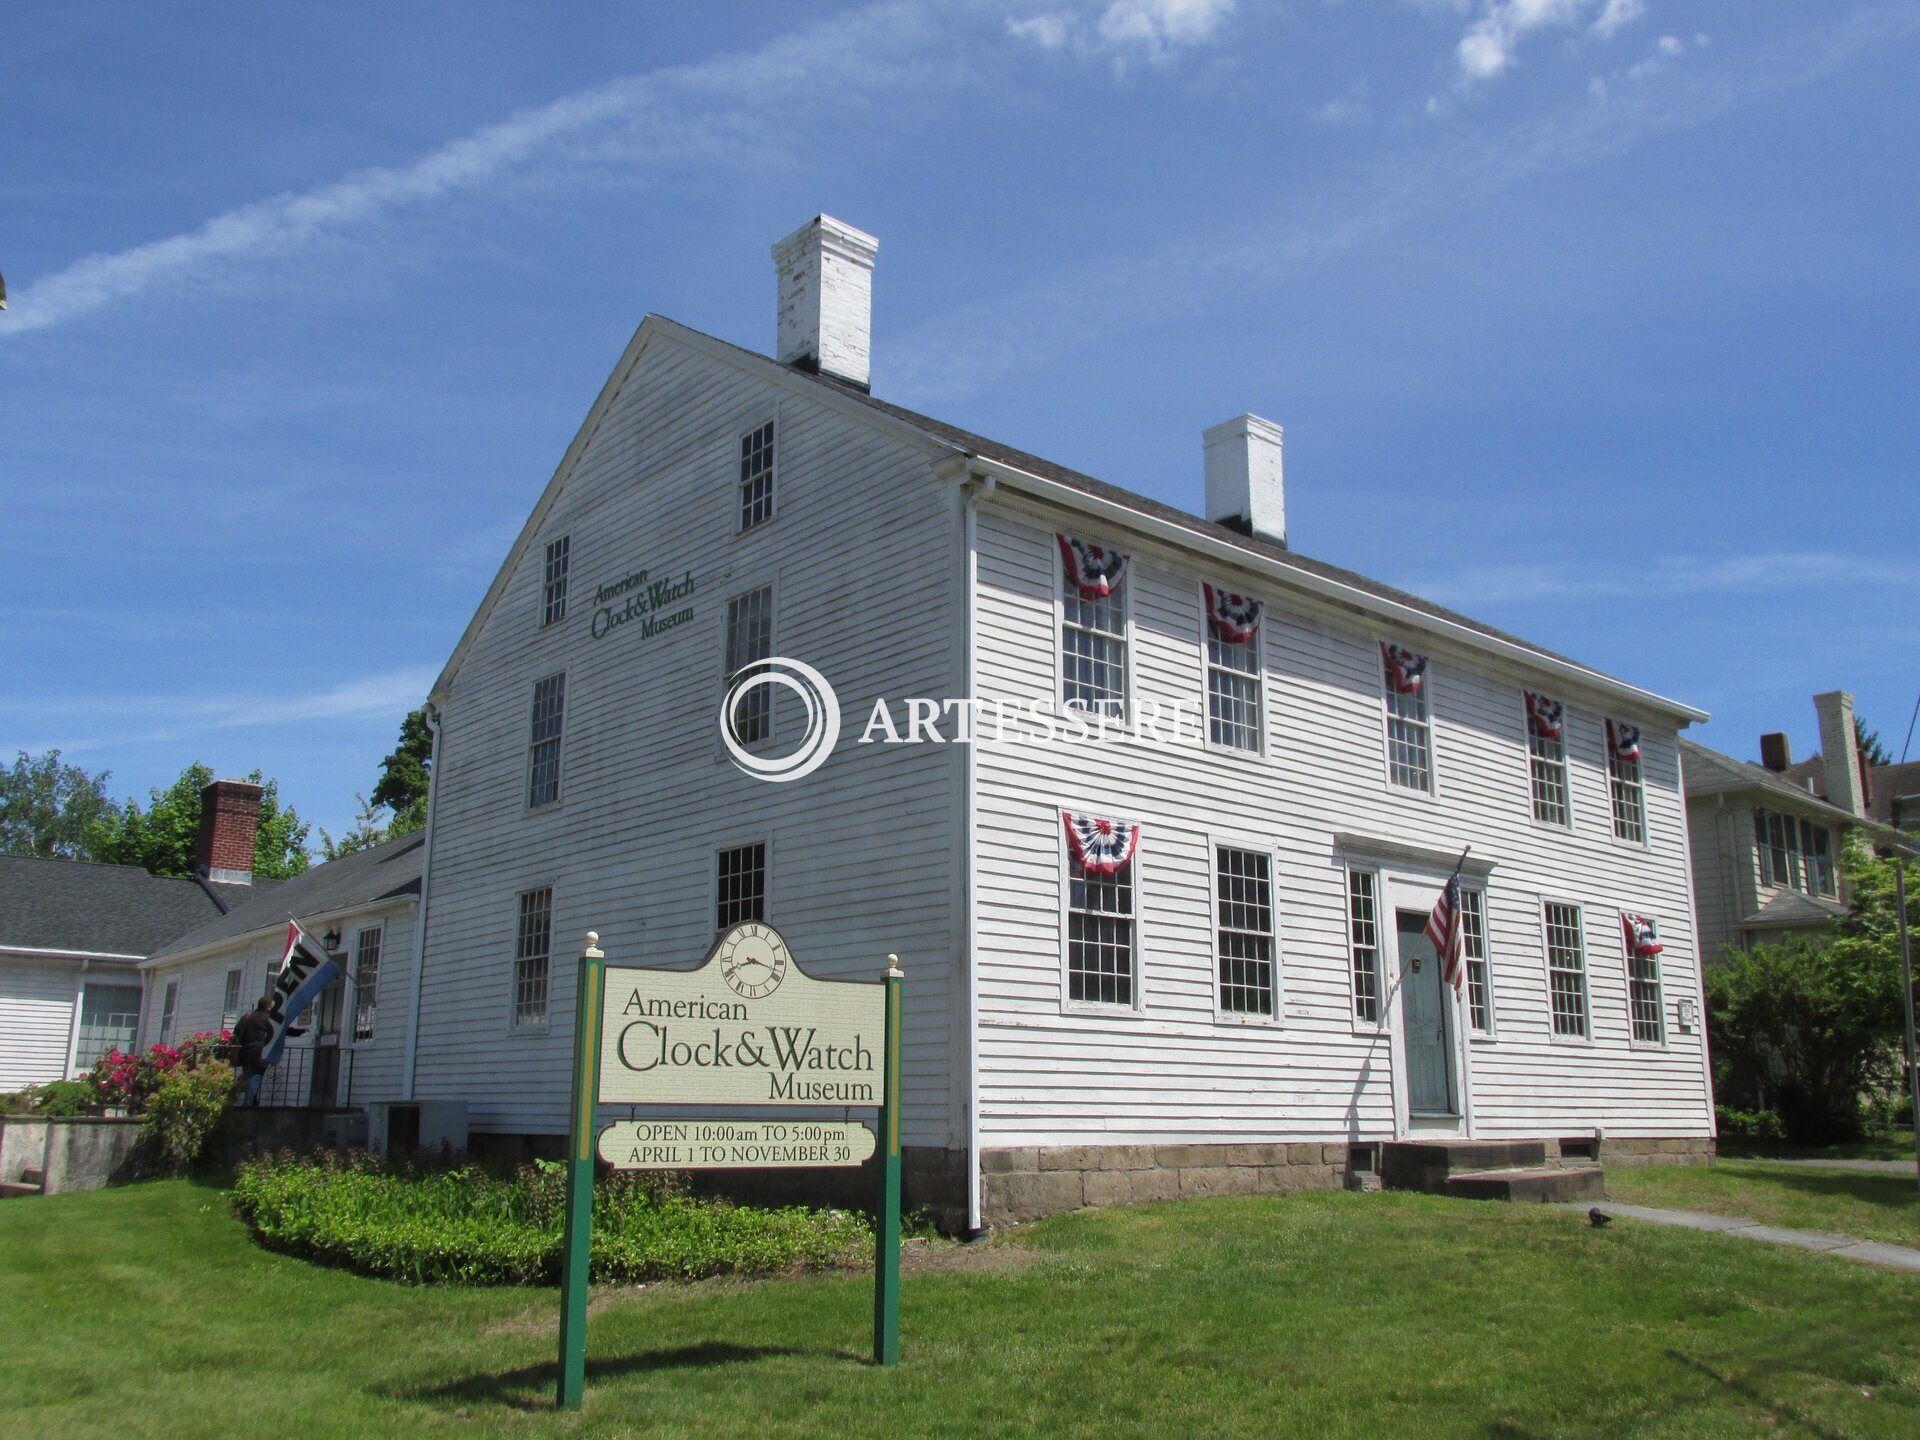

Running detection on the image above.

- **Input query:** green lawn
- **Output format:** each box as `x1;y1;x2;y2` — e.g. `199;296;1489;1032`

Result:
4;1181;1919;1439
1720;1131;1919;1164
1608;1159;1920;1248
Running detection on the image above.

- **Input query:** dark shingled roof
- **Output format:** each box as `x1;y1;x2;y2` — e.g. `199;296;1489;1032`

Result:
1679;738;1864;822
148;831;424;963
0;856;250;957
1781;755;1920;831
1740;889;1849;929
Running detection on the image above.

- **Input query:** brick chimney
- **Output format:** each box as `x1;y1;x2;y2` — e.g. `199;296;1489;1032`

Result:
773;215;879;391
1203;414;1287;549
1813;691;1866;818
196;779;263;885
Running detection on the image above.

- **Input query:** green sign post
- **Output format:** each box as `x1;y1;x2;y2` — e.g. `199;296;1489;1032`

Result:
555;925;902;1410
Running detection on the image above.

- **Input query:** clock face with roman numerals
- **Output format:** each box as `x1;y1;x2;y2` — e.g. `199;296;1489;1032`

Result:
717;922;789;999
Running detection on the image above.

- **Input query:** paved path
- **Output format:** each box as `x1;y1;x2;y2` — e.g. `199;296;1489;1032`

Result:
1559;1202;1920;1273
1730;1156;1919;1176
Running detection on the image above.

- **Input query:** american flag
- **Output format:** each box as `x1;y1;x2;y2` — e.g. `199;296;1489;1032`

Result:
1425;851;1469;995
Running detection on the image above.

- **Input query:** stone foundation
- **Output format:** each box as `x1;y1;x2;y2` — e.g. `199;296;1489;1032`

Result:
982;1142;1350;1224
1588;1136;1717;1168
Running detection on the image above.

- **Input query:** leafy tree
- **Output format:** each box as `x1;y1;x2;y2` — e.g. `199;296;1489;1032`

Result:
88;763;310;880
1705;836;1916;1141
1854;715;1893;769
319;794;394;862
370;708;433;837
0;749;116;859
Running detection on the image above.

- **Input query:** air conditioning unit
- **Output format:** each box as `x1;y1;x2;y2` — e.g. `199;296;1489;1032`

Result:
367;1100;468;1156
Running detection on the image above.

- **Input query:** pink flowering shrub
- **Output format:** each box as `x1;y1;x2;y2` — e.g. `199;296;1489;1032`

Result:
89;1030;232;1112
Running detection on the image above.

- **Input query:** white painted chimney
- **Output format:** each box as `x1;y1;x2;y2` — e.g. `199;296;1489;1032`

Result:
1204;414;1286;549
772;215;879;391
1813;690;1867;817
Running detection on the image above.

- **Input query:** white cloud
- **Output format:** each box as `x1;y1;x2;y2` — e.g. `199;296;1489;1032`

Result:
1005;0;1234;65
1315;79;1373;125
1456;0;1588;84
1407;553;1920;607
1590;0;1646;40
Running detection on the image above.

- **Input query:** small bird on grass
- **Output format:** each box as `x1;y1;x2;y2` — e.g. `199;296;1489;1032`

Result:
1588;1208;1612;1228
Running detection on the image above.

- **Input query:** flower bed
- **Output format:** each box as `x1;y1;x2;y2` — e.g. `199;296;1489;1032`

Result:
231;1151;873;1285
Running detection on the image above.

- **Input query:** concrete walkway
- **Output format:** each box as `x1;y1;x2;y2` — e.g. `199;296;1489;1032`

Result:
1561;1202;1920;1273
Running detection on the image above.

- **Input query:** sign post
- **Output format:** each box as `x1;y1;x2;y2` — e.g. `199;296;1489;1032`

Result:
873;953;903;1367
556;931;606;1412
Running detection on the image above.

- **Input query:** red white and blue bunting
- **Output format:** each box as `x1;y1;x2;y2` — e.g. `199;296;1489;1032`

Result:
1381;643;1427;695
1203;583;1263;644
1606;718;1642;763
1063;811;1141;875
1622;912;1662;958
1057;534;1130;599
1524;690;1565;740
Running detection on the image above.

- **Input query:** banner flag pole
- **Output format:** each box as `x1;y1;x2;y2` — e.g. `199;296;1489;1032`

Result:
873;953;904;1366
557;931;606;1411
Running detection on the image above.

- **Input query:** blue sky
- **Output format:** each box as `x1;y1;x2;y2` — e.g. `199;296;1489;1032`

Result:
4;1;1917;844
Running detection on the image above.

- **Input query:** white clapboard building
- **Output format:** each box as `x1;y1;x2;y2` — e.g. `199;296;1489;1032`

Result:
407;216;1717;1227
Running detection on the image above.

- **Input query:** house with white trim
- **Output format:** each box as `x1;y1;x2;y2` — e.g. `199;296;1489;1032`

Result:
403;215;1718;1226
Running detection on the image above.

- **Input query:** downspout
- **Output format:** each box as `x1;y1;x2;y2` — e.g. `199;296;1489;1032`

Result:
401;703;443;1101
962;468;995;1233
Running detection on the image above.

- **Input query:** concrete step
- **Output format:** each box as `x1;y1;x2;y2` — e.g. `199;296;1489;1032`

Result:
1380;1139;1549;1192
0;1181;44;1200
21;1168;44;1187
1444;1167;1605;1204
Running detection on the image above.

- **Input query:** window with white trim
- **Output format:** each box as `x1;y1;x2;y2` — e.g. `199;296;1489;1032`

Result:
159;979;179;1042
1062;578;1127;718
1626;930;1665;1045
724;586;774;744
513;888;552;1028
353;927;383;1042
1608;743;1646;844
76;984;142;1067
1216;846;1276;1017
1461;888;1491;1034
543;535;570;627
1544;902;1589;1039
1526;695;1570;827
527;673;565;809
1068;850;1135;1006
221;968;243;1030
1755;810;1836;897
739;421;775;531
1348;870;1382;1024
1206;627;1262;752
716;843;766;931
1383;654;1432;792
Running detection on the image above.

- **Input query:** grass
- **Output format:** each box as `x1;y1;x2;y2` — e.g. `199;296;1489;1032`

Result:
3;1180;1919;1438
1608;1159;1920;1248
1720;1130;1918;1164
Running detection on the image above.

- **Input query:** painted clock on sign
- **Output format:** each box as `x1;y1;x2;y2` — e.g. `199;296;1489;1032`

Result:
717;922;789;999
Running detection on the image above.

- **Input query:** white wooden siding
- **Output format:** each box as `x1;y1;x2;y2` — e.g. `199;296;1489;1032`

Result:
972;498;1712;1146
0;959;85;1089
415;334;965;1142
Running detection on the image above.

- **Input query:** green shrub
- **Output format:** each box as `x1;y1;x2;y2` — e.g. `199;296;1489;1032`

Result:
1714;1105;1785;1141
142;1067;237;1173
232;1151;872;1286
0;1081;105;1117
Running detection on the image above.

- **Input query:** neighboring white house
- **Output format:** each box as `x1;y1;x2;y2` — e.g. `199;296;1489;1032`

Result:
405;215;1719;1226
138;831;422;1108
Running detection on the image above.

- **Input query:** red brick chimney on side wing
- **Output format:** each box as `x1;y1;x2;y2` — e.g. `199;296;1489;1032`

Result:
195;779;263;885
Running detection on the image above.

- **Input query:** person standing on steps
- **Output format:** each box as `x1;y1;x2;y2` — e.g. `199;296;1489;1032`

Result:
232;997;275;1107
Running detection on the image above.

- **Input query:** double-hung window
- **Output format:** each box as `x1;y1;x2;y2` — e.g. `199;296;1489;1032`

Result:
717;843;767;930
1204;592;1262;752
543;536;570;627
513;888;552;1028
158;980;179;1042
353;927;383;1042
1607;723;1647;844
1524;692;1570;827
1068;849;1135;1007
1755;810;1836;897
1461;888;1492;1034
1544;902;1590;1039
724;586;775;744
1216;846;1276;1018
1625;922;1665;1045
77;984;142;1067
1347;870;1383;1024
1062;585;1126;719
1381;645;1432;791
221;968;243;1030
528;673;565;809
739;421;775;531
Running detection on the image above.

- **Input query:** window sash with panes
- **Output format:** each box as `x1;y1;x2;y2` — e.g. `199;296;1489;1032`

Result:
1384;673;1432;791
716;843;767;931
221;969;243;1030
77;984;142;1067
527;673;565;809
725;587;775;744
1068;854;1135;1007
353;927;382;1042
1756;810;1835;897
1062;581;1127;719
543;536;570;627
1348;870;1383;1024
1216;846;1276;1017
1627;942;1665;1045
159;980;179;1041
739;421;775;531
1461;888;1492;1034
513;889;553;1028
1544;902;1590;1038
1609;746;1647;844
1527;707;1571;827
1206;629;1262;752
